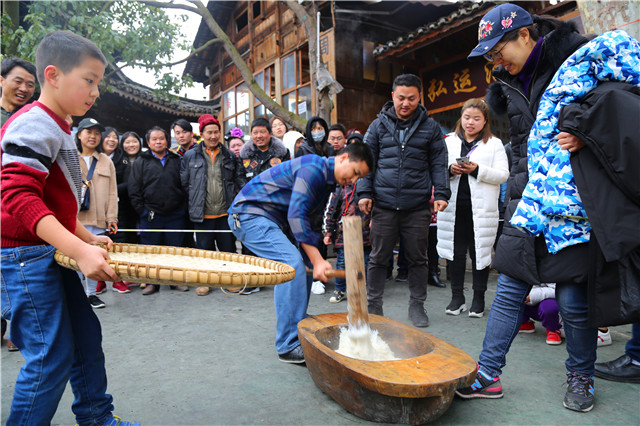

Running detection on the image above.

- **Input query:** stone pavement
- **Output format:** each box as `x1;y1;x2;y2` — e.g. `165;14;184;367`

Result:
2;269;639;425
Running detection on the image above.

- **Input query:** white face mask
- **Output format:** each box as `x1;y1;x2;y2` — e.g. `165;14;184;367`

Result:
311;131;325;142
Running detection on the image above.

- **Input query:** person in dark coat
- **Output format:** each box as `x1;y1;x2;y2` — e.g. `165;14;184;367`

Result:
295;116;333;158
454;3;602;413
357;73;450;328
112;131;142;244
181;114;246;296
240;117;290;181
128;125;189;295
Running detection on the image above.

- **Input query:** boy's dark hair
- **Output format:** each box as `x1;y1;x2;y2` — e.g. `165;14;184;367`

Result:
392;74;422;92
35;31;107;86
171;118;192;133
328;123;346;137
145;125;170;144
341;141;374;174
251;117;271;133
1;57;37;79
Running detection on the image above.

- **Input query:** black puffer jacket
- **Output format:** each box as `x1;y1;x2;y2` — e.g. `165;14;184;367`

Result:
357;101;450;210
180;142;245;223
239;135;290;180
128;149;185;216
560;82;640;326
296;116;334;158
113;149;138;225
488;21;588;285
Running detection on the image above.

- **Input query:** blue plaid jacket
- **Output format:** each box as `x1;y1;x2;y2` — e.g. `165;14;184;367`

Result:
228;154;335;247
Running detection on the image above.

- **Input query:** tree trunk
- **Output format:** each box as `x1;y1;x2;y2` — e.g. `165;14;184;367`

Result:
285;0;333;123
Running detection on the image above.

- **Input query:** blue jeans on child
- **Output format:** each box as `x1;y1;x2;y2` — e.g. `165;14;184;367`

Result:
478;273;597;378
335;246;371;292
1;245;114;425
229;214;312;355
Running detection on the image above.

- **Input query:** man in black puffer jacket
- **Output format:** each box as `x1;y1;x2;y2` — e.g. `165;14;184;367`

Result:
357;73;450;327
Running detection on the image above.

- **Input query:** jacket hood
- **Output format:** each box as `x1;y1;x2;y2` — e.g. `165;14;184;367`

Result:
240;135;288;158
304;115;329;143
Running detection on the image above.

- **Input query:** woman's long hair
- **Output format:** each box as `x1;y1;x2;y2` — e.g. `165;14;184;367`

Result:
454;98;494;144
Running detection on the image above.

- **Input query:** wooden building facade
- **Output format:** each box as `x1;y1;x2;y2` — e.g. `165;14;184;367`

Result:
184;1;464;136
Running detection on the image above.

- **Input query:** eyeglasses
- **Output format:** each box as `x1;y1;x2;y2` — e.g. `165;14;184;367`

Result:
484;40;511;62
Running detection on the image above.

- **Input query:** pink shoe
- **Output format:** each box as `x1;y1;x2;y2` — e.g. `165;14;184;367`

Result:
96;281;107;294
112;281;131;294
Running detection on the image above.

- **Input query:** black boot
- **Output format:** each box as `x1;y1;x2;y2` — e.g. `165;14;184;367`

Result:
368;301;383;316
428;271;445;288
469;291;485;318
446;280;465;315
409;302;430;327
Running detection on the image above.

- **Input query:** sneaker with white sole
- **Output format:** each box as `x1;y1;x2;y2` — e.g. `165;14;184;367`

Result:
597;330;612;347
445;298;466;316
456;369;503;399
563;372;594;412
112;281;131;294
329;290;345;303
88;295;105;309
546;329;562;345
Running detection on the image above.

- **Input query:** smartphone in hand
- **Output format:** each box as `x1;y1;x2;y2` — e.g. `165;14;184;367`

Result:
456;157;470;165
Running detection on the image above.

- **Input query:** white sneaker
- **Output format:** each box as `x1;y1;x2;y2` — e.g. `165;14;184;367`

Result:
597;330;612;347
311;281;325;295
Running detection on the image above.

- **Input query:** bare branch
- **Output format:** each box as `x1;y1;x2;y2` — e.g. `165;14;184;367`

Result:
140;0;202;16
128;37;221;69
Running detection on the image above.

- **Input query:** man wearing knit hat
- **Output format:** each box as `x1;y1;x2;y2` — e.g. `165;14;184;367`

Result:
181;114;246;296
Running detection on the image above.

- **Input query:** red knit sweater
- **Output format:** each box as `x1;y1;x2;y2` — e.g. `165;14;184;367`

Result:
1;102;81;247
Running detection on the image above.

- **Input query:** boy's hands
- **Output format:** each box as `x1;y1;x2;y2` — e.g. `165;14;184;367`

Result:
90;234;114;248
323;235;332;246
75;243;119;282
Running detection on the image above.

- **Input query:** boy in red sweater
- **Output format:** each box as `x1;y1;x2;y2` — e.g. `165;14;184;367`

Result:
1;31;138;426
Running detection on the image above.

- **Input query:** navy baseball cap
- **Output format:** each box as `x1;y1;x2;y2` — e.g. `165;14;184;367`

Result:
468;3;533;60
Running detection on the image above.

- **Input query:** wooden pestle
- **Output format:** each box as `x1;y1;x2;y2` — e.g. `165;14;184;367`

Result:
342;216;369;330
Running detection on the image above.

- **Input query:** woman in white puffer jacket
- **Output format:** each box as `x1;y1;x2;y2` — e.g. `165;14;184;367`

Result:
437;98;509;318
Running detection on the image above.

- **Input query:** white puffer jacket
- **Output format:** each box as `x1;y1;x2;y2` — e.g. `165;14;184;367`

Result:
437;133;509;269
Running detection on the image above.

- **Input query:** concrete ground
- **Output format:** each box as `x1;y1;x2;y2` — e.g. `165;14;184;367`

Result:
2;266;639;425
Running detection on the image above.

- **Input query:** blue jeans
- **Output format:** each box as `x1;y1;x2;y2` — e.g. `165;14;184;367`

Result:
229;214;312;355
1;245;114;425
479;273;597;377
626;323;640;362
335;246;371;292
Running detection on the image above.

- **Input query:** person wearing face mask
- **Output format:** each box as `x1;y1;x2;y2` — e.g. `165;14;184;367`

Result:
296;116;334;158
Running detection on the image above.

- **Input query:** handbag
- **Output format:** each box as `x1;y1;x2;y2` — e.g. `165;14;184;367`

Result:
80;157;97;211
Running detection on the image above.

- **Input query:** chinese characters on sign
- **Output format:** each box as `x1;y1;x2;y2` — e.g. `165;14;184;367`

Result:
422;61;495;111
453;68;477;94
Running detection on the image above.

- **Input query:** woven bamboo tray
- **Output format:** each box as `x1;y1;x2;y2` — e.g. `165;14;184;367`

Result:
54;243;296;287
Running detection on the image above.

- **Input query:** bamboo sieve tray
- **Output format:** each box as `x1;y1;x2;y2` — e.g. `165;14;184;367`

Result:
54;243;296;287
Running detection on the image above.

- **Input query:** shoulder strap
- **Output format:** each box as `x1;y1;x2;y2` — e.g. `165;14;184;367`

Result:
86;157;98;181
